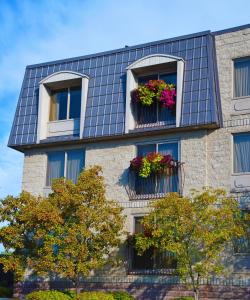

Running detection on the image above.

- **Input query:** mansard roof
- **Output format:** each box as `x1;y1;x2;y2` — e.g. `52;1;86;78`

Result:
9;28;224;149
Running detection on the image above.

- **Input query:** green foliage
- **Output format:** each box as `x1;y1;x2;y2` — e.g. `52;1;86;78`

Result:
0;166;125;292
0;285;12;297
78;291;114;300
25;290;72;300
174;297;194;300
135;189;245;299
112;290;135;300
137;85;155;106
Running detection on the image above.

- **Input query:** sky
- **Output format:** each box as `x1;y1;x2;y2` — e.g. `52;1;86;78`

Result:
0;0;250;198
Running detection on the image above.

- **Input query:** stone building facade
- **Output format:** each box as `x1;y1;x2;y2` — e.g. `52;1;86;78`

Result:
9;25;250;281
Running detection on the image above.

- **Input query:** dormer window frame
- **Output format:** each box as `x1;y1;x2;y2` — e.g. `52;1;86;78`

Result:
37;71;89;142
125;54;184;133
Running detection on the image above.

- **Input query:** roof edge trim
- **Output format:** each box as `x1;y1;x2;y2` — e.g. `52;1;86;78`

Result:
126;54;184;70
39;71;89;84
26;30;211;69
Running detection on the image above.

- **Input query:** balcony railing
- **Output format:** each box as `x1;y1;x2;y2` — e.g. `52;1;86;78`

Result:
127;243;177;275
126;163;184;200
133;102;176;129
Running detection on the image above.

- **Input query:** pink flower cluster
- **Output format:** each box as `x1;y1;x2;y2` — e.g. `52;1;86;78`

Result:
160;88;176;109
131;79;176;109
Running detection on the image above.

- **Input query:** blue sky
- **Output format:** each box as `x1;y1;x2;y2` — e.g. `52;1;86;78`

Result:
0;0;250;198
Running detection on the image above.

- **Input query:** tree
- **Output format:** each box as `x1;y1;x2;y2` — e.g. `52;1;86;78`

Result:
134;189;245;300
0;166;124;296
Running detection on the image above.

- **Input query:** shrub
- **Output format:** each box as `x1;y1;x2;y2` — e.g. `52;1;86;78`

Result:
0;285;12;297
78;291;114;300
174;297;194;300
112;291;135;300
25;290;73;300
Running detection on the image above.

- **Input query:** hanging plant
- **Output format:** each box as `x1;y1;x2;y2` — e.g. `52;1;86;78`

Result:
131;79;176;109
130;152;177;178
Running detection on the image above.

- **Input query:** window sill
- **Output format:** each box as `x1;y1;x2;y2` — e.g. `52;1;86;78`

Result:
231;96;250;115
47;118;80;137
231;173;250;192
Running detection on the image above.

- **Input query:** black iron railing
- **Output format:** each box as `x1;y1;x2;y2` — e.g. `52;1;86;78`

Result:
126;163;184;200
127;243;177;275
133;102;176;128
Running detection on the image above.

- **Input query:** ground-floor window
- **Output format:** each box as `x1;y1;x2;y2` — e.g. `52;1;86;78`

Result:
129;216;177;274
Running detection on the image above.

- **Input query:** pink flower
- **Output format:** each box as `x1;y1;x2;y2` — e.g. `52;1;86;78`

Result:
160;88;176;109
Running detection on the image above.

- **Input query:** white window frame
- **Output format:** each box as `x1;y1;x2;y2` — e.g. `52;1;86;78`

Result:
37;71;89;141
135;138;180;160
125;54;184;133
231;57;250;115
45;148;85;187
50;86;81;121
231;132;250;192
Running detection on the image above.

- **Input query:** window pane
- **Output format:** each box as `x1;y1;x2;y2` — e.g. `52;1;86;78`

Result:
50;90;68;121
136;144;156;194
160;73;177;85
158;142;178;159
138;74;158;84
234;133;250;173
66;149;85;183
158;143;179;193
134;217;144;233
47;152;65;186
234;58;250;97
69;87;81;119
137;144;156;156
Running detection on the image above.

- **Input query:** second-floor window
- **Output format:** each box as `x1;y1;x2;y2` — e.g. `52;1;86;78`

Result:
134;142;179;196
135;73;177;127
49;87;81;121
234;57;250;98
46;149;85;186
233;133;250;173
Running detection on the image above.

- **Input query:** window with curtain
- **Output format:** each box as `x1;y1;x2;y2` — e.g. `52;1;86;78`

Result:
66;149;85;183
234;58;250;98
46;152;65;186
135;142;179;195
47;149;85;186
49;86;81;121
233;133;250;173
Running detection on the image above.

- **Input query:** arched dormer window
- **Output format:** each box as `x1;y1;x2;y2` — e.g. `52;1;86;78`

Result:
37;71;89;142
125;54;184;132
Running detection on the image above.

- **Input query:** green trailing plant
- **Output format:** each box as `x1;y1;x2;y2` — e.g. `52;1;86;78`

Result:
132;79;176;108
130;152;178;178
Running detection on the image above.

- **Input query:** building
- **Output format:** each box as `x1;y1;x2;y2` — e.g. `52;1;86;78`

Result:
8;24;250;282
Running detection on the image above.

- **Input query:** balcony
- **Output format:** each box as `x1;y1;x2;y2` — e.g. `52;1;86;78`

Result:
126;162;183;200
127;241;177;275
133;101;176;129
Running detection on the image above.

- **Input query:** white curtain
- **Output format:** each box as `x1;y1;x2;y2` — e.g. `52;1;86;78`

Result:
47;152;65;186
66;150;84;183
234;134;250;173
158;143;179;193
234;59;250;97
